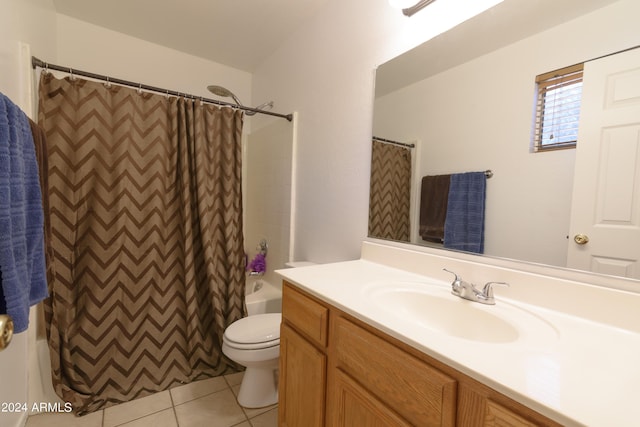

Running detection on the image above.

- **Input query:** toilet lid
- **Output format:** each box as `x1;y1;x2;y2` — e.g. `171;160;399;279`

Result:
224;313;282;348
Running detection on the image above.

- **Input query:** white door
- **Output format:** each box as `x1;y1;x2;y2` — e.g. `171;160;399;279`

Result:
567;47;640;279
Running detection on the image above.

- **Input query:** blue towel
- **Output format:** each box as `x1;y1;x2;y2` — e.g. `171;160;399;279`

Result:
444;172;486;254
0;92;48;333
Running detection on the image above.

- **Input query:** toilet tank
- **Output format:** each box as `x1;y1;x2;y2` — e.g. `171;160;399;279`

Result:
245;280;282;316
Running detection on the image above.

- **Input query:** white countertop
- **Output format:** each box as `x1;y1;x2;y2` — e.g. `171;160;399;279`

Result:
276;250;640;427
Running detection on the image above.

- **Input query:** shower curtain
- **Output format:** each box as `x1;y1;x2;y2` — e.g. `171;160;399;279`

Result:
368;139;412;242
37;73;246;414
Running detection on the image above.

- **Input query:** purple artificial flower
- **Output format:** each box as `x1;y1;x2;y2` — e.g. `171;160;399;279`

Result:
248;253;266;273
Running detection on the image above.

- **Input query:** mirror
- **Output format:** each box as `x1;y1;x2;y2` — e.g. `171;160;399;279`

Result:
370;0;640;279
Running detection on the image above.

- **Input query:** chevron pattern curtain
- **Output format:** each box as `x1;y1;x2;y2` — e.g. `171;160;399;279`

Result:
368;140;412;242
37;73;246;414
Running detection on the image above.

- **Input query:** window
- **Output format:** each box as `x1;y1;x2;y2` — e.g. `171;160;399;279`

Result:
533;63;584;152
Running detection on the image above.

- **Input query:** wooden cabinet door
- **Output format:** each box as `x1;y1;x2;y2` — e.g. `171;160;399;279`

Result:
328;368;412;427
332;316;457;427
278;323;326;427
457;384;562;427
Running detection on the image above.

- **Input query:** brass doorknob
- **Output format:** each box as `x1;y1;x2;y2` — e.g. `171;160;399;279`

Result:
574;234;590;245
0;314;14;351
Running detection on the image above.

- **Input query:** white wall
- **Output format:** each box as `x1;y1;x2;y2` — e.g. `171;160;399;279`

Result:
1;0;56;104
55;14;252;113
252;0;505;264
373;1;640;267
0;2;57;426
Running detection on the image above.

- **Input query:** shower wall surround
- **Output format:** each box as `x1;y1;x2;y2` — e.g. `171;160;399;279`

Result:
244;116;296;287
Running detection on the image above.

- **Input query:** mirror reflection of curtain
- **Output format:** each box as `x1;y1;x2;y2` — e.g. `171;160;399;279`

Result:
368;139;411;242
38;73;246;414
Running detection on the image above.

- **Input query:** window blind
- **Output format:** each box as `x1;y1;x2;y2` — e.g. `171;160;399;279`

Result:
533;63;584;152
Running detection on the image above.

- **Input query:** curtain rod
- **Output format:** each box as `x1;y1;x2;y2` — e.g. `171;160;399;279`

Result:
372;136;415;148
31;56;293;122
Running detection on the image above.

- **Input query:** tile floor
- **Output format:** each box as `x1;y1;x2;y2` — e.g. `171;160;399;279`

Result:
25;372;277;427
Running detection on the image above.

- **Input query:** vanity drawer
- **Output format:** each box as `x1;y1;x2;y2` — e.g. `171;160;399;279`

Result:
282;282;329;348
332;315;457;427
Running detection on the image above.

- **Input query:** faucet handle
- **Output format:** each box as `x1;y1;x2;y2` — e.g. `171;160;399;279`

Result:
443;268;462;290
482;281;509;300
442;268;460;281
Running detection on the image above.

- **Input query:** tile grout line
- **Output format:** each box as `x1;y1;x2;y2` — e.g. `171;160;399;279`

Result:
168;389;180;427
224;372;279;425
223;373;257;425
223;374;250;424
108;392;176;427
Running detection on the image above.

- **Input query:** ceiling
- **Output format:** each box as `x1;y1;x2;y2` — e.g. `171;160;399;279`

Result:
52;0;330;73
375;0;620;97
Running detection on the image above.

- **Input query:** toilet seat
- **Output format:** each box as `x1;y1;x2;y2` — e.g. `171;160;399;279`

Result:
223;313;281;350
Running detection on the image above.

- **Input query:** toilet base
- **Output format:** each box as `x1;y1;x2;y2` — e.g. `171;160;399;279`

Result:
237;366;279;408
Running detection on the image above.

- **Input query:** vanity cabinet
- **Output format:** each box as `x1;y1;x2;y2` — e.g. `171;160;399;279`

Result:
279;283;328;426
279;281;562;427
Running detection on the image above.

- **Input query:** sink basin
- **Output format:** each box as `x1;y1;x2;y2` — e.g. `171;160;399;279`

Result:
366;281;558;344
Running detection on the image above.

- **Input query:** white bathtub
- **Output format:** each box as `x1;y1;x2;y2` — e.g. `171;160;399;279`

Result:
245;278;282;315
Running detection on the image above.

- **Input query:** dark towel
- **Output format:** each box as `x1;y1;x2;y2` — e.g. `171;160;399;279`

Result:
0;92;48;333
419;175;450;242
444;172;486;254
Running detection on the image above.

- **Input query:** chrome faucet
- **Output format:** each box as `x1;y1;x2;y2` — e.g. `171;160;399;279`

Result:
443;269;509;305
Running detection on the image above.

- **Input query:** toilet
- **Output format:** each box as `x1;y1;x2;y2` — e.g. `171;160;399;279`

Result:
222;279;283;408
